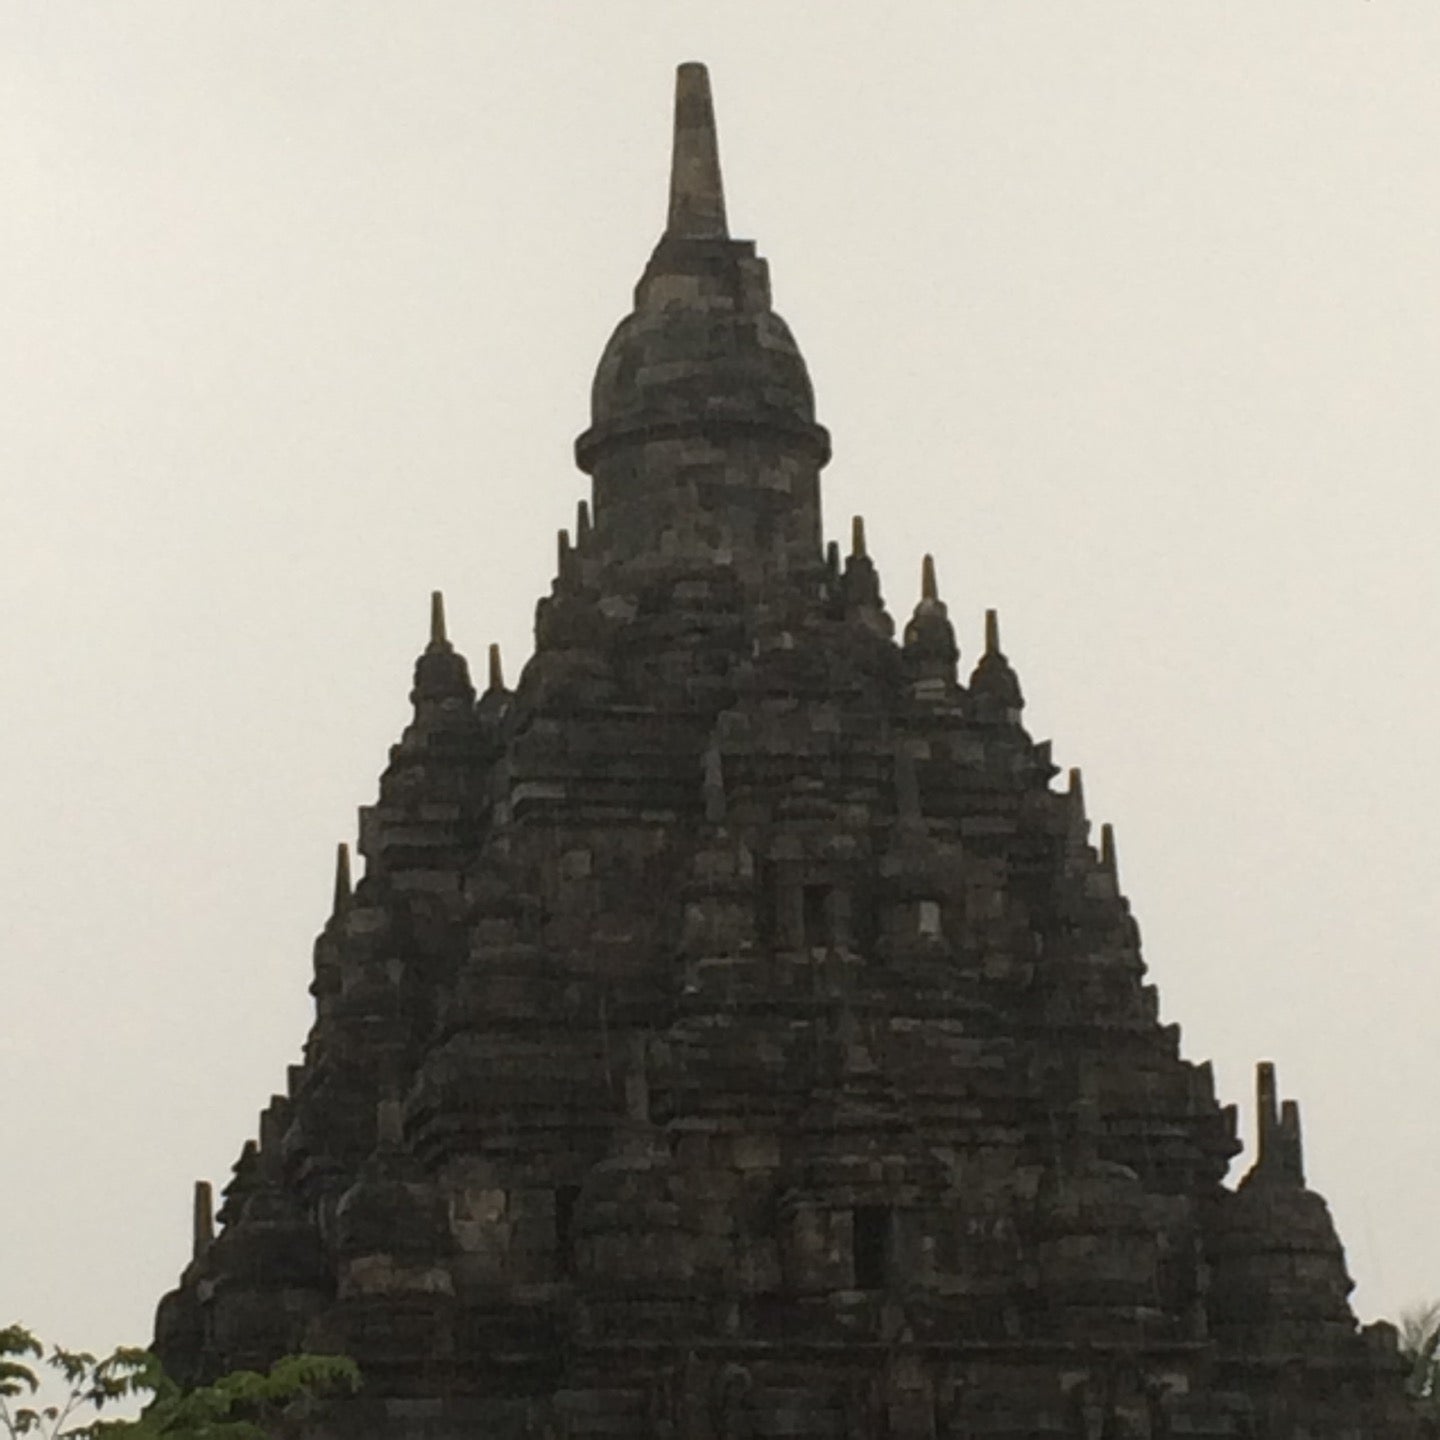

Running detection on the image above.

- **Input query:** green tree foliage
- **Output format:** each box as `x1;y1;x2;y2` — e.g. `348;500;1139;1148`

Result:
1400;1301;1440;1418
0;1326;358;1440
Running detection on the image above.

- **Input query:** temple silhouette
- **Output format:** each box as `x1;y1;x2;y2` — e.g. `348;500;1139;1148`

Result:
154;64;1420;1439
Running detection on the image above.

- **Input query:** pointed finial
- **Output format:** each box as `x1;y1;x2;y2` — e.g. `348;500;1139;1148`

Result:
192;1180;214;1261
667;63;728;240
333;842;351;912
985;608;1000;655
1256;1060;1279;1167
576;499;592;545
1280;1098;1306;1185
1100;822;1117;875
557;527;571;572
430;590;447;646
1068;767;1084;808
851;515;867;559
825;539;840;577
921;554;938;602
258;1096;288;1167
488;642;505;692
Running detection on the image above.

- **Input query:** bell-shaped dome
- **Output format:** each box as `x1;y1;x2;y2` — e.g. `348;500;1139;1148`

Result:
968;609;1024;722
580;266;821;466
574;66;830;588
576;66;827;474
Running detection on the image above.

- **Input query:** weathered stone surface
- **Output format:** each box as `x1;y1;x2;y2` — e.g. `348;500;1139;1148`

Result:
154;62;1421;1440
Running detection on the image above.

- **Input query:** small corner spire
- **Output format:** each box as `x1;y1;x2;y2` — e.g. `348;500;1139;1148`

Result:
1100;822;1117;875
921;554;938;602
667;63;728;240
430;590;447;646
1256;1060;1279;1167
488;642;505;692
851;515;867;559
192;1179;214;1262
1247;1062;1306;1188
985;608;1001;656
576;499;592;545
1280;1097;1306;1185
333;842;352;912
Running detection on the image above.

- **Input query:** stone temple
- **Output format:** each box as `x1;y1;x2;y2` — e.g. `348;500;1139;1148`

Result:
154;65;1421;1439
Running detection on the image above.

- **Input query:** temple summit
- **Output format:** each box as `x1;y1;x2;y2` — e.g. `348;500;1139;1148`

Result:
155;64;1421;1440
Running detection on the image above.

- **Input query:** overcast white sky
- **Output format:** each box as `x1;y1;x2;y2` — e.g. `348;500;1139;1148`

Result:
3;2;1438;1353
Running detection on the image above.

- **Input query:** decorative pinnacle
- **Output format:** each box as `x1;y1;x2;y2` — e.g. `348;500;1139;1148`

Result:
825;539;840;577
1256;1061;1279;1166
921;554;938;602
1100;822;1117;875
667;63;728;240
851;515;867;558
1280;1098;1306;1185
576;499;592;545
985;608;1001;655
192;1179;214;1262
333;842;351;912
488;642;505;692
430;590;447;646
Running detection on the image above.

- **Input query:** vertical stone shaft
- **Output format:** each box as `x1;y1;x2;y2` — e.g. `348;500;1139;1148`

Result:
1256;1061;1279;1168
668;63;728;239
192;1180;214;1262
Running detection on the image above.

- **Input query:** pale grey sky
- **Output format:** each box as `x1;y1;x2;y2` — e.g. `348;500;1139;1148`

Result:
3;2;1438;1352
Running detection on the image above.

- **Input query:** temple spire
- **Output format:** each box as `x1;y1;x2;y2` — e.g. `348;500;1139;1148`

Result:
409;589;476;718
922;554;938;602
1256;1060;1279;1167
192;1179;214;1262
332;842;351;912
969;607;1025;722
1066;769;1088;851
667;63;728;239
